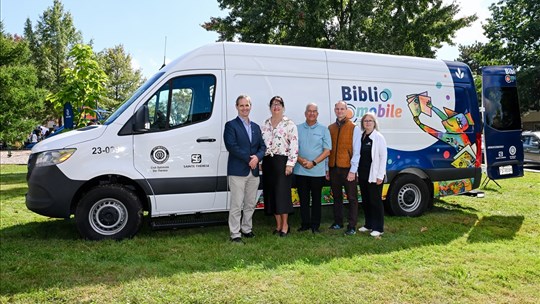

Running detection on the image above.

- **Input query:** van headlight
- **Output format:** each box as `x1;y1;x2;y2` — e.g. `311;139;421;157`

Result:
36;149;77;167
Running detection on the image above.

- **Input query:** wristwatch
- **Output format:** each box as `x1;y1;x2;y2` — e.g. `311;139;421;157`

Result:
312;160;317;166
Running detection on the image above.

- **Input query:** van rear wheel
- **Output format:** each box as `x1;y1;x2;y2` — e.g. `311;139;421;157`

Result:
388;174;430;217
76;184;143;240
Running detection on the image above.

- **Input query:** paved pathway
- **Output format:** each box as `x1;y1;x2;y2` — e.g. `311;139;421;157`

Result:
0;150;31;165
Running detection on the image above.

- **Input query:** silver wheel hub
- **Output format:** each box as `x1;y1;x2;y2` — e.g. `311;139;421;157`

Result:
89;198;128;235
397;183;421;212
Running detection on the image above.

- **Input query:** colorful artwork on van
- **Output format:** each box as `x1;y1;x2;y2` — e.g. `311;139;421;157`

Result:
255;184;390;209
434;178;474;196
407;91;477;168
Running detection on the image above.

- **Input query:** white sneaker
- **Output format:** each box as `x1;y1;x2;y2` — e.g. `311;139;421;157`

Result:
370;231;383;237
358;226;372;232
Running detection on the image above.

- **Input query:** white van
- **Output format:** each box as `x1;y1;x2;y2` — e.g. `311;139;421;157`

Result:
27;42;486;240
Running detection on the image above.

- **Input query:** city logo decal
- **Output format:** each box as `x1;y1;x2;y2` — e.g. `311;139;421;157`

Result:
150;146;169;164
191;154;202;163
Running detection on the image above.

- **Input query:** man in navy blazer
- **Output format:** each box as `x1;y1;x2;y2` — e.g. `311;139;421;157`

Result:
224;95;266;243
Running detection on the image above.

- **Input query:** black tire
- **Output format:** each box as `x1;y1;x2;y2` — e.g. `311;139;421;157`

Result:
388;174;430;217
76;184;143;240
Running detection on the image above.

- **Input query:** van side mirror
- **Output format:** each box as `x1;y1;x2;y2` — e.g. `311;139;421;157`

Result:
134;105;150;132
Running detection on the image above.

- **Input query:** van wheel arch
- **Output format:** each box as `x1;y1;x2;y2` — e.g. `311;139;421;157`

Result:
71;175;150;215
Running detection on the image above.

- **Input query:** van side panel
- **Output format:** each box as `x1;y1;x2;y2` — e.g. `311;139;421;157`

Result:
222;43;331;126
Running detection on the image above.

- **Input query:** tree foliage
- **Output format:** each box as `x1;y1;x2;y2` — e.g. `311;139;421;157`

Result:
48;44;108;128
483;0;539;68
203;0;477;57
97;45;145;112
458;0;539;111
485;0;539;111
24;0;82;92
0;24;46;148
23;0;82;121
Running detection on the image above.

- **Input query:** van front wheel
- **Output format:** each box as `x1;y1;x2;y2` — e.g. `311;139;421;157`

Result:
388;174;430;217
76;185;143;240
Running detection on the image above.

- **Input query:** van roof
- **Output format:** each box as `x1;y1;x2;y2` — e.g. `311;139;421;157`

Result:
158;42;472;89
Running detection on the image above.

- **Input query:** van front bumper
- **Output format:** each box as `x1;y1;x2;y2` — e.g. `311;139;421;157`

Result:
26;164;83;218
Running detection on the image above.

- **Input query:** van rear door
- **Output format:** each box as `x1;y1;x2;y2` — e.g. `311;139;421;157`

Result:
482;65;524;180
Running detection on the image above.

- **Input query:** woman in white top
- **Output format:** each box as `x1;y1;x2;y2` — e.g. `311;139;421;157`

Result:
357;112;388;237
31;130;39;143
261;96;298;237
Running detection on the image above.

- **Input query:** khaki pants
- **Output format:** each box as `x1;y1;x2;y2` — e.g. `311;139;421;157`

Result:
228;173;260;238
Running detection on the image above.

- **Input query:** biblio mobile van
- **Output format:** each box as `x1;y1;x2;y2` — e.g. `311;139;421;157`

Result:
26;42;523;240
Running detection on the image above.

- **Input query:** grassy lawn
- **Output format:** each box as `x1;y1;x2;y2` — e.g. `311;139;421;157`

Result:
1;164;539;303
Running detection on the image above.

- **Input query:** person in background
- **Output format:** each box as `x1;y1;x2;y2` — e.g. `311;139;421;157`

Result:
224;95;266;243
357;112;388;237
294;103;331;234
31;129;39;143
326;101;361;236
261;96;298;237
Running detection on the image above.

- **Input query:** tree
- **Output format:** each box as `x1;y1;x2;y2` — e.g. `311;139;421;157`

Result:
48;44;108;128
203;0;476;58
458;0;539;111
24;0;83;91
97;45;145;112
24;0;82;119
0;24;46;149
457;42;487;75
484;0;539;111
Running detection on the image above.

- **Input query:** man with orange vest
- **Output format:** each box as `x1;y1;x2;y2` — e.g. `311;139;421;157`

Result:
326;101;361;236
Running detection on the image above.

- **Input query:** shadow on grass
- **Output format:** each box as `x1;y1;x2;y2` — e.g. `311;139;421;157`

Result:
467;215;524;243
434;199;479;213
0;186;28;200
0;173;27;185
0;218;79;240
0;203;521;296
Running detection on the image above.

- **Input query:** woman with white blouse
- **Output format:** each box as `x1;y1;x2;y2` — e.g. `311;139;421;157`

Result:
357;112;388;237
261;96;299;237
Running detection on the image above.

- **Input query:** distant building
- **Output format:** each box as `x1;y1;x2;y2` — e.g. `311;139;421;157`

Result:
522;111;540;131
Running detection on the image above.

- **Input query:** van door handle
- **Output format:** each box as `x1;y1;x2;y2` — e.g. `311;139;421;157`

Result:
197;138;216;143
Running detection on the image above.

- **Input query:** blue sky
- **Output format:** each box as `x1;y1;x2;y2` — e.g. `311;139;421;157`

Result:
2;0;495;78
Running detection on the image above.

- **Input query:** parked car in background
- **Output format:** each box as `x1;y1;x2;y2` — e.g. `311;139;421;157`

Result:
521;131;540;164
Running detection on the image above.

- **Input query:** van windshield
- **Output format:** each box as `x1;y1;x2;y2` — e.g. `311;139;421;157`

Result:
104;71;165;125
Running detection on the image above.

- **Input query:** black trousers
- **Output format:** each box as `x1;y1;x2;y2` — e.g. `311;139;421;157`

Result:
262;155;293;215
358;178;384;232
329;167;358;229
296;175;325;230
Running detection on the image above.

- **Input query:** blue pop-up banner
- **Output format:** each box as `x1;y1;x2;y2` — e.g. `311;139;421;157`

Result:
63;102;74;129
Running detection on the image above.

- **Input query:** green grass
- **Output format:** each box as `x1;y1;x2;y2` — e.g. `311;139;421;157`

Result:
1;164;539;303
